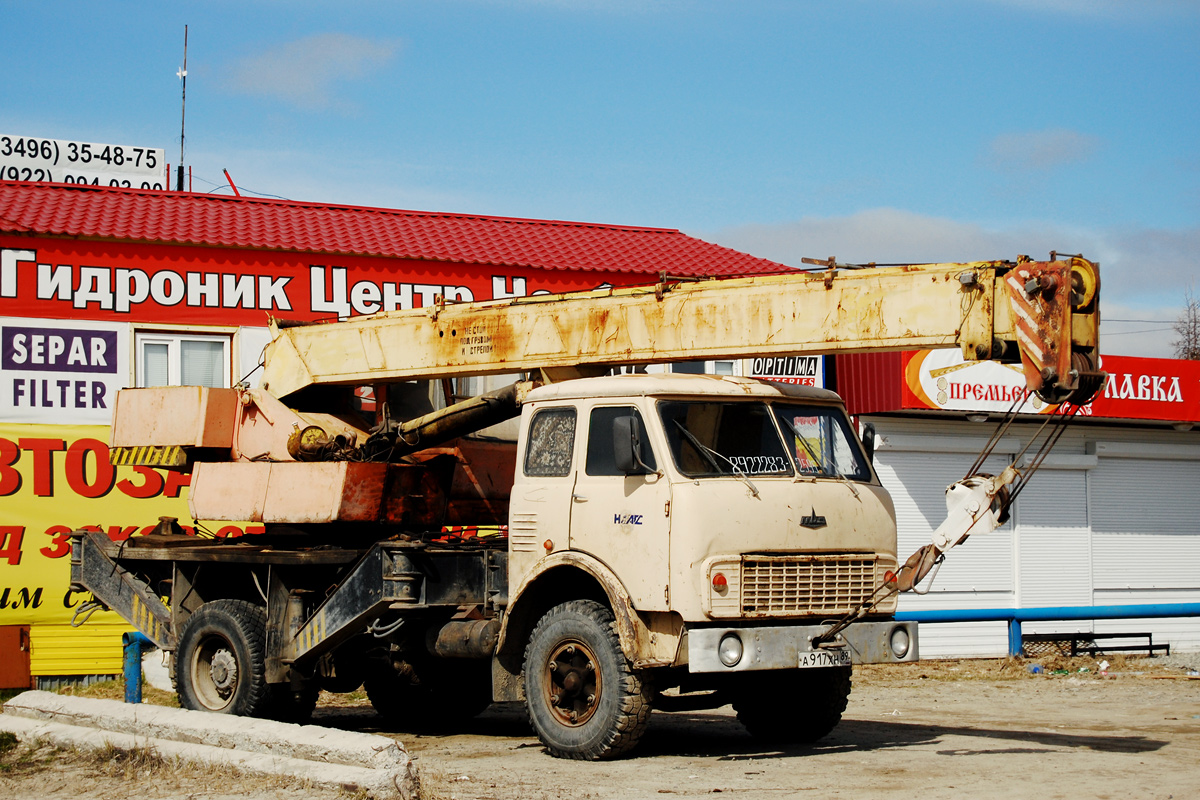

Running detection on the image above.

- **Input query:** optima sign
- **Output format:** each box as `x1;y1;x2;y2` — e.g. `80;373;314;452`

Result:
749;355;824;388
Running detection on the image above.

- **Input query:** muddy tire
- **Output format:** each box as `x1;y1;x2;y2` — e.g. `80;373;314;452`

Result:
523;600;652;760
733;666;851;745
174;600;271;717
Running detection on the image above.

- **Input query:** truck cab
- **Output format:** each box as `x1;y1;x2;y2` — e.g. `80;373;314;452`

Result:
501;374;917;758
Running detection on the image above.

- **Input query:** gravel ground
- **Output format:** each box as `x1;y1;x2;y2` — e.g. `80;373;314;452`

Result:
2;654;1198;800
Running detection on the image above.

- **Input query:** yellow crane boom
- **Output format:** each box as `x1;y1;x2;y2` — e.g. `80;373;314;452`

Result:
261;255;1101;406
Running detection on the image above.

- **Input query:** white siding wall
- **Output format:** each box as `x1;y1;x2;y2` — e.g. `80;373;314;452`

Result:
874;433;1016;657
1015;468;1094;638
1090;451;1200;651
868;417;1200;657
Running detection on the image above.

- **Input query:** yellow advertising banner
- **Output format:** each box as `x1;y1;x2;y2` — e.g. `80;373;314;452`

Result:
0;422;261;675
0;422;196;628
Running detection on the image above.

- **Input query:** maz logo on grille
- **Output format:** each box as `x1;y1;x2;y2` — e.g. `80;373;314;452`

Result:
799;508;827;529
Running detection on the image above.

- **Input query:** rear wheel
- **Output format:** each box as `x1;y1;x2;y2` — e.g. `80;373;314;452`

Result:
174;599;271;717
523;600;652;760
733;666;851;745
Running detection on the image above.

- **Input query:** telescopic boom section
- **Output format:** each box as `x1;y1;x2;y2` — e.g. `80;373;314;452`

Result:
262;256;1102;406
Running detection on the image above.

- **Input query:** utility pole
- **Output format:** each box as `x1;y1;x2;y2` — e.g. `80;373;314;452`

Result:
176;25;188;192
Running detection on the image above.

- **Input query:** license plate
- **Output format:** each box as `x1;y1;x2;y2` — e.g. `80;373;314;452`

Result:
798;649;852;669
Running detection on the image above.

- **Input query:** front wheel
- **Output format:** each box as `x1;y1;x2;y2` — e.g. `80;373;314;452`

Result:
174;599;271;717
733;666;851;745
523;600;652;760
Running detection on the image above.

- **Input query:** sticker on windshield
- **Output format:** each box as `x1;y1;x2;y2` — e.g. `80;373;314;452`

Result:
728;455;789;474
789;415;825;474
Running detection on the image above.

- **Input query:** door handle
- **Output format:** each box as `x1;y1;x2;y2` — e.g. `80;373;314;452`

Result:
572;493;588;502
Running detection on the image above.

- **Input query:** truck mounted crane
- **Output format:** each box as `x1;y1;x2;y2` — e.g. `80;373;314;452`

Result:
71;254;1102;759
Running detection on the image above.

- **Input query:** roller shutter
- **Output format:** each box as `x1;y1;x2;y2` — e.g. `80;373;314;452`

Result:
1090;454;1200;650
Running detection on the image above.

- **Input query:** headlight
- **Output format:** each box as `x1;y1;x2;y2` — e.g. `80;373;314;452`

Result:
890;626;910;659
718;633;743;667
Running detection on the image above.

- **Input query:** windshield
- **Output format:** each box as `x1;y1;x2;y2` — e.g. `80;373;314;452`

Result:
772;404;871;481
658;401;792;477
656;399;871;482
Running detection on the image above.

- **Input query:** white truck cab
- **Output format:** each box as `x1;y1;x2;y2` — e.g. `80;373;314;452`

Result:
503;374;915;756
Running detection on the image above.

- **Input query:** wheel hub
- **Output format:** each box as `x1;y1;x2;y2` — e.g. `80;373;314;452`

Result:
544;639;600;727
209;649;238;697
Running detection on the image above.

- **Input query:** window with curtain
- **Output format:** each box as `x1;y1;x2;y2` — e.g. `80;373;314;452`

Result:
136;333;231;388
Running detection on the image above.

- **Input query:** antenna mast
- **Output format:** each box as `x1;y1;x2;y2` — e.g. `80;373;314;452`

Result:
176;25;188;191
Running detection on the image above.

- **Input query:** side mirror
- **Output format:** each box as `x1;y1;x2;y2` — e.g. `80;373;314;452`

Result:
860;422;876;465
613;415;649;474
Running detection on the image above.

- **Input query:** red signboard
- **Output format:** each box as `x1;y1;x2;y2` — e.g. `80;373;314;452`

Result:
902;351;1200;423
1;237;638;327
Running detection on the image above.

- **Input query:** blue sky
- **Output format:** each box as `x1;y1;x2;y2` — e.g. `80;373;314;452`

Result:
2;0;1197;356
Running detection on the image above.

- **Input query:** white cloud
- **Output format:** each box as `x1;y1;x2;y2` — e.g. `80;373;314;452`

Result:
223;34;399;111
984;128;1101;174
706;208;1200;358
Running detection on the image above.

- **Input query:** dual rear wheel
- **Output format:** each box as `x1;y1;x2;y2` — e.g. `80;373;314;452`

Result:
173;599;316;722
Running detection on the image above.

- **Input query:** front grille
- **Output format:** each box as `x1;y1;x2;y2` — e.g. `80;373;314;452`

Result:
741;554;886;616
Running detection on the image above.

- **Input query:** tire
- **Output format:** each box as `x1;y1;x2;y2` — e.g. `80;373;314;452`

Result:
365;658;491;730
733;666;851;745
174;599;272;717
523;600;652;760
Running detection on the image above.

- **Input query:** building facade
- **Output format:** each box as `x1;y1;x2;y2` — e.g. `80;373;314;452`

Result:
0;181;785;686
837;351;1200;656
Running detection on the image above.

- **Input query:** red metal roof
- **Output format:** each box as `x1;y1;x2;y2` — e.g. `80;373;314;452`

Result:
0;181;789;277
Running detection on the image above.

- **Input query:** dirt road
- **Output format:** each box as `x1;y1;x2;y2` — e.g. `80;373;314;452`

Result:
337;662;1200;800
3;659;1198;800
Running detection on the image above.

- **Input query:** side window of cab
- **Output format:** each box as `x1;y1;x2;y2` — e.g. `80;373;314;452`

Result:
586;406;657;476
524;407;577;477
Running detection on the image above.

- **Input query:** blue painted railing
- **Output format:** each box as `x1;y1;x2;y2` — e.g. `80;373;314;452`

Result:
122;631;157;703
895;603;1200;657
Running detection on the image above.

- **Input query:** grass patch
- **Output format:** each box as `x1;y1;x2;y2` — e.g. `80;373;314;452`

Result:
55;679;179;708
85;741;171;780
0;735;64;776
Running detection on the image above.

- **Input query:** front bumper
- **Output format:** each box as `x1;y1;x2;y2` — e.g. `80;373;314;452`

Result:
687;620;918;673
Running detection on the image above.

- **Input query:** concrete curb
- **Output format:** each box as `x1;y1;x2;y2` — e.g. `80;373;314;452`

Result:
1;691;418;800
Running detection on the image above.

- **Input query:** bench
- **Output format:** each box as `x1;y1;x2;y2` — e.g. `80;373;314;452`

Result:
1021;631;1171;658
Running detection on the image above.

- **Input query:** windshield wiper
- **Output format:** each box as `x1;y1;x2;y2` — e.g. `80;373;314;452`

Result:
672;420;760;498
776;414;860;498
776;415;832;476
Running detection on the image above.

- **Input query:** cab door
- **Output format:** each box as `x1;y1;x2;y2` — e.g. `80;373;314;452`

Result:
568;404;672;611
